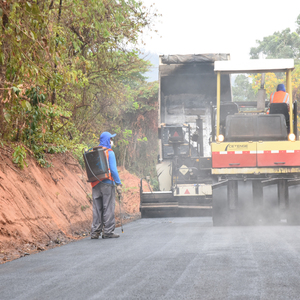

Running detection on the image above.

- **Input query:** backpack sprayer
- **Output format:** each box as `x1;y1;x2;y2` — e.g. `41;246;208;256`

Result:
83;147;109;182
83;147;124;233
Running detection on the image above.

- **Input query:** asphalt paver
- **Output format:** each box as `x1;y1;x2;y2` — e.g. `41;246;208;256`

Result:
1;217;300;299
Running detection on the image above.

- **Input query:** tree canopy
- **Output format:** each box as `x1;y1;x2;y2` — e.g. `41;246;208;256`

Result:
232;74;256;102
250;28;300;62
0;0;160;179
249;14;300;101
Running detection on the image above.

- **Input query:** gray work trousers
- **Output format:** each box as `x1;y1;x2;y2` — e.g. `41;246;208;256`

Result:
91;182;116;236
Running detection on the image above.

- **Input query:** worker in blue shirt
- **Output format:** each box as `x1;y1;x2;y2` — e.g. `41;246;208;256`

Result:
90;132;122;239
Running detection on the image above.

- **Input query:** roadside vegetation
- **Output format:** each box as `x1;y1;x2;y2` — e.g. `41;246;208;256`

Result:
0;0;160;186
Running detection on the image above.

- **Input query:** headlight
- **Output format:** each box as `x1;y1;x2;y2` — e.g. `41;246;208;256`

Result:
217;134;224;142
288;133;296;141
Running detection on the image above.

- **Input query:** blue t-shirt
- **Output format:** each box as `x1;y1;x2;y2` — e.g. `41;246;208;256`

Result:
102;150;121;185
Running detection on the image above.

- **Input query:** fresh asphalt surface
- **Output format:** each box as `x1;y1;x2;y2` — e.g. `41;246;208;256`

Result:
1;217;300;300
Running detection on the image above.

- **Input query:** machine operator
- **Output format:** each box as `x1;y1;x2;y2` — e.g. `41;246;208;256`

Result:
270;84;290;107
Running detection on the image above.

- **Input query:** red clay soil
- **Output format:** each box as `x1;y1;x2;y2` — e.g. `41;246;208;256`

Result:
0;144;149;264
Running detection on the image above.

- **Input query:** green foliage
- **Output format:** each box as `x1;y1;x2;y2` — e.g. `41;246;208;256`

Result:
250;16;300;62
72;143;89;168
149;177;159;191
249;15;300;104
12;145;28;170
81;205;90;212
47;145;67;154
0;0;161;181
297;15;300;35
3;85;72;167
232;75;256;102
36;156;53;168
112;80;159;178
137;137;148;142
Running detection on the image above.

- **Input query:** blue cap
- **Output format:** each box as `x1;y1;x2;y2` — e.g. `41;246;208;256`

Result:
99;132;116;149
277;84;286;92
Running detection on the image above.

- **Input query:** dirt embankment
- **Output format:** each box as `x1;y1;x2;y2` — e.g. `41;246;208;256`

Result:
0;145;148;264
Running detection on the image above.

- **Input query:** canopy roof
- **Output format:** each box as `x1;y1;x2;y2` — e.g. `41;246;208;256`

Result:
160;53;230;64
214;59;294;74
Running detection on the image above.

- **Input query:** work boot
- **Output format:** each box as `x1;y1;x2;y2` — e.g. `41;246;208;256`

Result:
91;233;100;239
102;232;120;239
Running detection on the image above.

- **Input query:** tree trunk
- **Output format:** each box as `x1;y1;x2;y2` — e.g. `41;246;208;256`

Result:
50;0;63;132
0;1;9;136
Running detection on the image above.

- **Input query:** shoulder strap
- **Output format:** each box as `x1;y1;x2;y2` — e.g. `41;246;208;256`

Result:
101;147;112;151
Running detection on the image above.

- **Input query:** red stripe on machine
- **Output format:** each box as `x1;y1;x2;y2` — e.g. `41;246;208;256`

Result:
212;151;256;168
213;150;300;155
257;150;300;167
212;150;300;167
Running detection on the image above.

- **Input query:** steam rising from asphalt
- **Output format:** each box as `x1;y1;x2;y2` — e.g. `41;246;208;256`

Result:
215;181;288;225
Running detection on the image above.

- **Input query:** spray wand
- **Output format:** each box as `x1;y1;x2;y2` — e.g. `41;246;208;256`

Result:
118;193;124;233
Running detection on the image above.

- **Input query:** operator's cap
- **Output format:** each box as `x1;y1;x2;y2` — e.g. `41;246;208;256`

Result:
277;84;286;92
